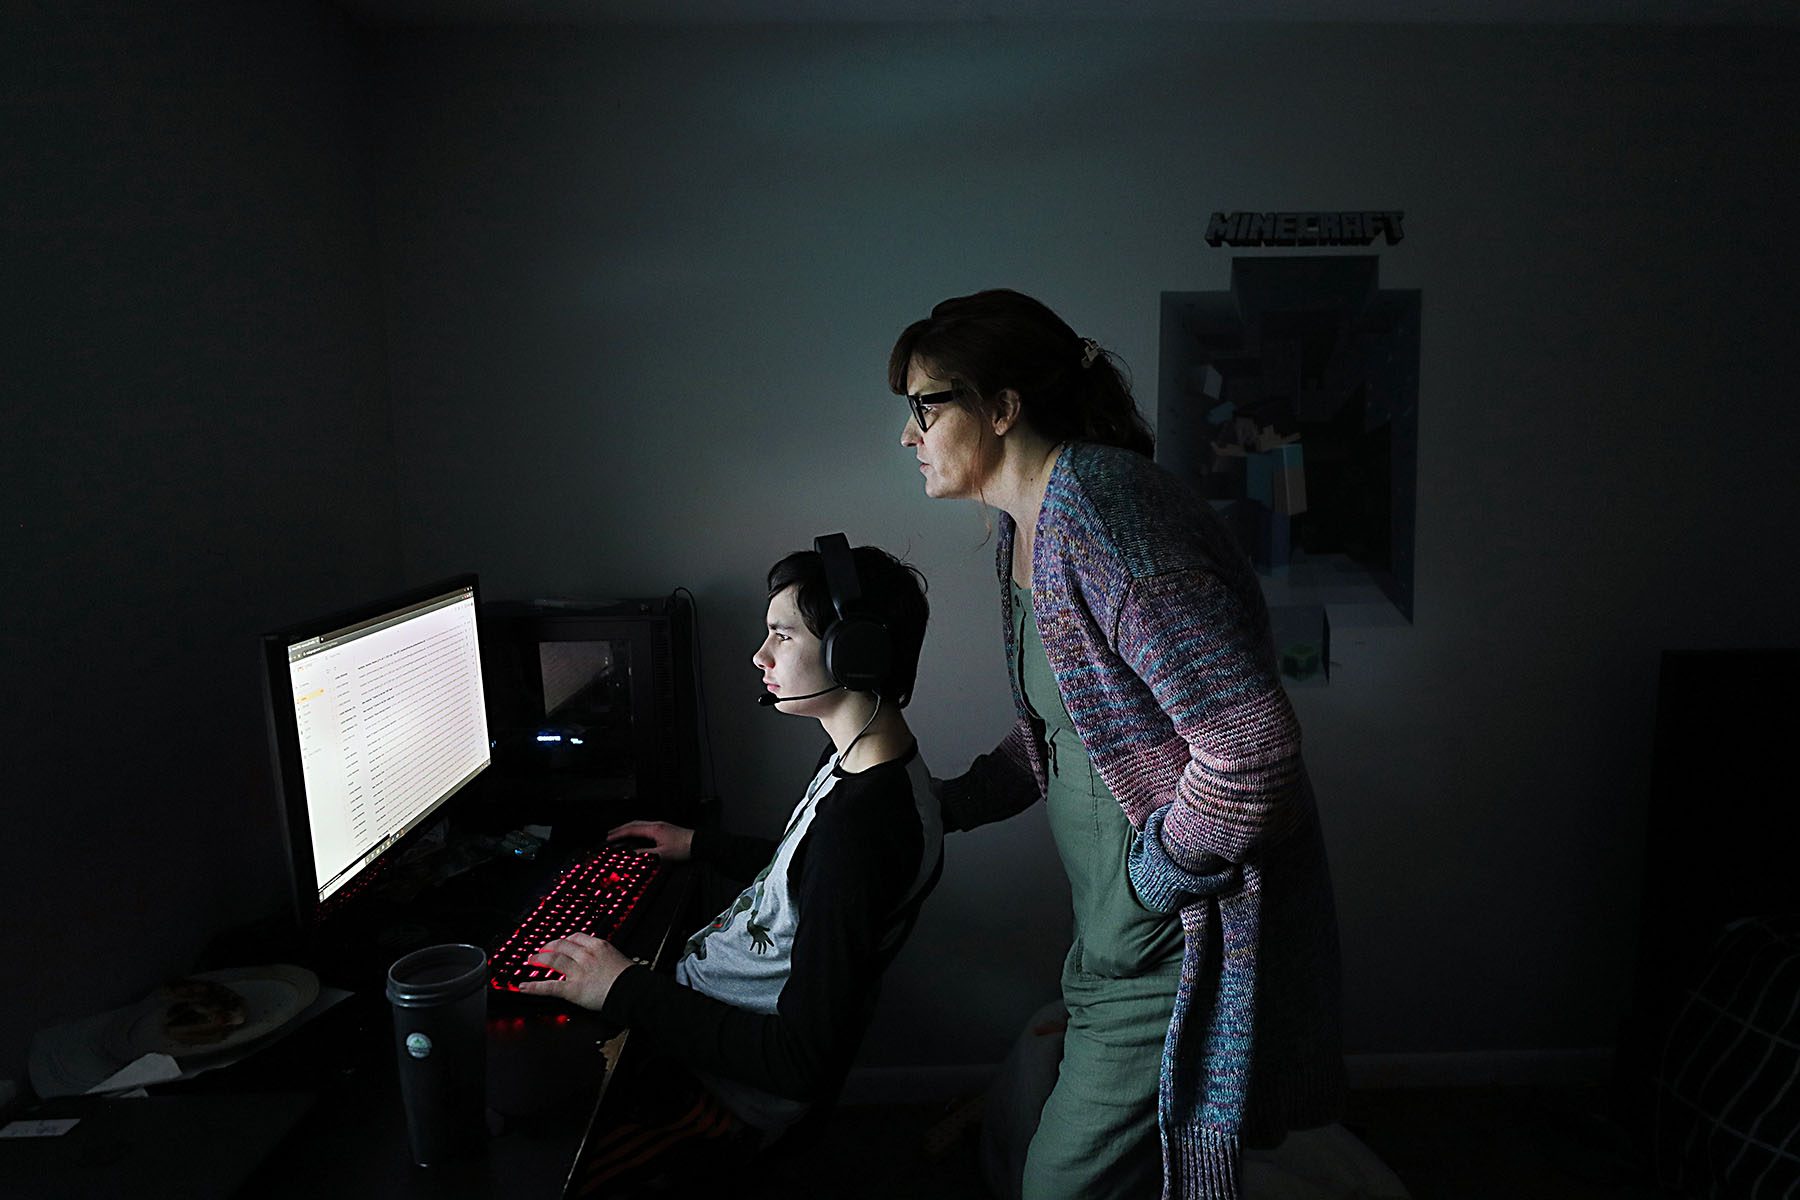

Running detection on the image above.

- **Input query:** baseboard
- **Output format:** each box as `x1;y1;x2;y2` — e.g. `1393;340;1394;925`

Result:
1344;1048;1615;1089
841;1063;998;1107
842;1049;1616;1106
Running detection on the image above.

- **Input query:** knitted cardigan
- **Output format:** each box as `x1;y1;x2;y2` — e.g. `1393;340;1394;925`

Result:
940;442;1344;1200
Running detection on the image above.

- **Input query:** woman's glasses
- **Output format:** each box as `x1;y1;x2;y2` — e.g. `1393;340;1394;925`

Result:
906;387;962;433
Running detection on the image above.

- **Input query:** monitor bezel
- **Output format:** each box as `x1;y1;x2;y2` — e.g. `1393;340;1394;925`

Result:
261;573;487;933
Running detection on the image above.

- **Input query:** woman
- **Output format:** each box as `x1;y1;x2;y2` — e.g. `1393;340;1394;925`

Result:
892;290;1343;1200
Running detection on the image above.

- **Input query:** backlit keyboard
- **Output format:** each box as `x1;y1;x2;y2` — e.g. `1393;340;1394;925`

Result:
488;848;663;992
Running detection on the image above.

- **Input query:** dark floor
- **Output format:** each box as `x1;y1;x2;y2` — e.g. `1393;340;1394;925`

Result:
1339;1086;1671;1200
741;1085;1675;1199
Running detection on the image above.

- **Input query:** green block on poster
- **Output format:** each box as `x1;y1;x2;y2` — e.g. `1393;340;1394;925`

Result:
1246;450;1275;506
1281;642;1321;679
1270;604;1330;686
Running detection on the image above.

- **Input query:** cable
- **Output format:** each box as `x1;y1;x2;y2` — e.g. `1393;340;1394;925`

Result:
839;693;882;766
671;587;718;806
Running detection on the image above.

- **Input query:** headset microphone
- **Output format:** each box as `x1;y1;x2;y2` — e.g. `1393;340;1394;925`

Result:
756;684;845;708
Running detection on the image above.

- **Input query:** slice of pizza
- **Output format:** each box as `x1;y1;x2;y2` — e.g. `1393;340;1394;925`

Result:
158;978;250;1047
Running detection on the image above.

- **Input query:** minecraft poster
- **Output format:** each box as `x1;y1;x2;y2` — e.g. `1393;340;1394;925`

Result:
1158;257;1419;685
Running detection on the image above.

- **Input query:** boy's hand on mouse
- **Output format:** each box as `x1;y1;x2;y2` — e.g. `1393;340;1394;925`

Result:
519;933;635;1010
605;820;694;862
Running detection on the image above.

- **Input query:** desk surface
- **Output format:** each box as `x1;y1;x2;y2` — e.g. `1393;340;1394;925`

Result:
235;994;616;1198
0;848;701;1200
242;857;700;1198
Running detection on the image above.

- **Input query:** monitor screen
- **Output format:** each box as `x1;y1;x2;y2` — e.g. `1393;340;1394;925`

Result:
267;579;490;911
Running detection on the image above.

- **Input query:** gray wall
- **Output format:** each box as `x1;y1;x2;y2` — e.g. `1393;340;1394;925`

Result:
4;5;1797;1089
367;22;1800;1072
2;2;398;1078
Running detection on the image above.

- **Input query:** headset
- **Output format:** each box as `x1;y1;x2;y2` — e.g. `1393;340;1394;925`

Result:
814;531;893;696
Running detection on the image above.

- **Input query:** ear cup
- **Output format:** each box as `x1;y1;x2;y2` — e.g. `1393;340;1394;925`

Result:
814;532;894;695
822;617;892;693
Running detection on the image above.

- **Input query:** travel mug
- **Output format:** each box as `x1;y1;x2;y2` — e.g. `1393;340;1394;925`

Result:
386;943;489;1167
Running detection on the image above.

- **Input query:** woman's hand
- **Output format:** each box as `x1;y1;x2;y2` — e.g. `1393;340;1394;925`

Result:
606;819;694;861
517;932;635;1010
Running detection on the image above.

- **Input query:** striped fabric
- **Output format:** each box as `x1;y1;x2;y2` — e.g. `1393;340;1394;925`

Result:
568;1066;751;1197
942;442;1344;1199
1653;915;1800;1197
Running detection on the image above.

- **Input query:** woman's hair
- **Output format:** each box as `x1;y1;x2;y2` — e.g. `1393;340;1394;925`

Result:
766;545;931;707
887;288;1153;458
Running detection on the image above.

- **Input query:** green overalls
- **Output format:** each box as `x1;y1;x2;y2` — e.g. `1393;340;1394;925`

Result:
1012;579;1186;1200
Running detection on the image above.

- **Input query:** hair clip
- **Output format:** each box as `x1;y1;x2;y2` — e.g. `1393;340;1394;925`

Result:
1079;337;1102;368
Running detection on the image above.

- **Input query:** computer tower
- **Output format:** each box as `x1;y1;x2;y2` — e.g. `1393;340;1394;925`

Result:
478;595;705;829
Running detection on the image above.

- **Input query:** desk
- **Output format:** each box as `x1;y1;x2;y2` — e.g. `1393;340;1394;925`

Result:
243;857;699;1198
0;851;700;1200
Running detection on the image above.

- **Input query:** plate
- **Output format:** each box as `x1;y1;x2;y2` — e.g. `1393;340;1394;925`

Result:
120;964;321;1059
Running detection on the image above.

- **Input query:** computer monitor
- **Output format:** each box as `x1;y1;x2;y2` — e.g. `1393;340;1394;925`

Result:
262;576;491;927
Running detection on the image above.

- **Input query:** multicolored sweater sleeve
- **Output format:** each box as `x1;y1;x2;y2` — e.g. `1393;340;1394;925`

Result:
1111;566;1306;872
937;716;1043;832
1022;445;1306;867
1011;442;1344;1199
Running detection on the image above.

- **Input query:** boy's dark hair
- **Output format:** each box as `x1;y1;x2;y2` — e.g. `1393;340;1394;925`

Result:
766;546;930;707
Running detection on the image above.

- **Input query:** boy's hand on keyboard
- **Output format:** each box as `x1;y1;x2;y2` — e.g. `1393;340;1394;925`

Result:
605;820;694;862
518;932;635;1010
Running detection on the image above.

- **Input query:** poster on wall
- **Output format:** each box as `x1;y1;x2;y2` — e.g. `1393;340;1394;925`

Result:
1160;226;1418;684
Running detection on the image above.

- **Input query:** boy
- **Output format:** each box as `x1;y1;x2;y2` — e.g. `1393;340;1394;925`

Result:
523;541;941;1190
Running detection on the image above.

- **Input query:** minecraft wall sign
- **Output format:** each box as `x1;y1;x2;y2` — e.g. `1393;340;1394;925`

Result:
1206;211;1405;248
